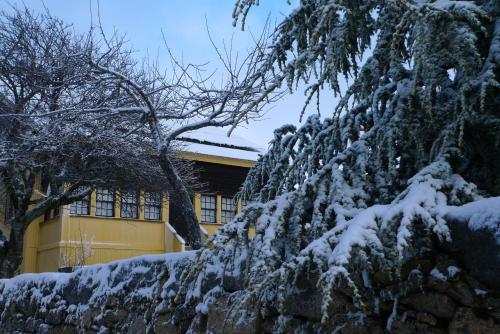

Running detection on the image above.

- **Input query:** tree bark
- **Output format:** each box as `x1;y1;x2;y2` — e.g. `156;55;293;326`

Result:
158;151;202;249
0;180;93;278
0;218;28;278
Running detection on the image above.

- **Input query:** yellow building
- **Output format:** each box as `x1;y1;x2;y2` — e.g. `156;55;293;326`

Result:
1;129;261;273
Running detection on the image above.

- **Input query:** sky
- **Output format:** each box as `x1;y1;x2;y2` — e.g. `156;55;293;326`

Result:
0;0;341;149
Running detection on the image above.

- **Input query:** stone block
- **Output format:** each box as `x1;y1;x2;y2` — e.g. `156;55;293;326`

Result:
449;307;500;334
401;292;456;319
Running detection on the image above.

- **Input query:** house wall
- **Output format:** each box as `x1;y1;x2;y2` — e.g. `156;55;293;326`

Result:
21;189;186;273
165;154;257;248
18;154;256;274
22;217;42;273
61;214;165;266
37;215;63;272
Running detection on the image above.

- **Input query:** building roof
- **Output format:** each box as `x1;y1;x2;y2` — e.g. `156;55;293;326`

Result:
177;128;263;162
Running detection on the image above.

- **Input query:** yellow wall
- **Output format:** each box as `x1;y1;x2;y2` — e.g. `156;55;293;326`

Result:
20;190;250;273
21;216;41;273
60;214;165;267
20;189;187;273
21;174;44;274
16;153;256;274
36;215;63;272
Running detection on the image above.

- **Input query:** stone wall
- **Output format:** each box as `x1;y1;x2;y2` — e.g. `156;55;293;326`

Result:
161;253;500;334
0;253;193;334
1;251;499;333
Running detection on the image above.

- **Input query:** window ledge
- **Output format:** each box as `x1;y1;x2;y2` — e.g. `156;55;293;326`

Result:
68;215;163;223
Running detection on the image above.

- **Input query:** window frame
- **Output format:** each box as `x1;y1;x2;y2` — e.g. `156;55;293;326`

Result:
200;194;217;224
221;196;237;224
69;186;91;216
120;190;139;219
144;191;162;221
95;188;115;217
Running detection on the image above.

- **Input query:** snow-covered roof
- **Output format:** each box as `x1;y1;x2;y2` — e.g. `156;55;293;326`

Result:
176;128;263;162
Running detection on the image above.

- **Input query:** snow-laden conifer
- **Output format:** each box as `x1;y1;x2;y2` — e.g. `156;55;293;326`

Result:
172;0;500;323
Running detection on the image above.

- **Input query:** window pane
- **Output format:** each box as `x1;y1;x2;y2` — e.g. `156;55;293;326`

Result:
70;186;90;216
96;188;114;217
201;194;216;224
145;192;162;220
121;191;139;219
221;197;236;224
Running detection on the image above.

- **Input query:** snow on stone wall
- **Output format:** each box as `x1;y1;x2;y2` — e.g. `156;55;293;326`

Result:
0;200;499;333
0;252;194;333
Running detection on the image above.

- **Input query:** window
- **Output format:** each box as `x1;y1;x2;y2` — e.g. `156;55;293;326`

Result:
145;192;162;220
95;188;115;217
70;186;90;216
201;194;216;224
121;191;139;219
221;196;237;224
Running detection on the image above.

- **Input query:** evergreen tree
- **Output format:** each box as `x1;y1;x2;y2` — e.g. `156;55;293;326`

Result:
171;0;499;327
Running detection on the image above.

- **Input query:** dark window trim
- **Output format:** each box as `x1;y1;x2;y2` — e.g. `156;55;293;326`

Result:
69;186;91;217
144;191;162;221
221;196;237;224
201;193;217;224
95;188;115;217
120;190;139;219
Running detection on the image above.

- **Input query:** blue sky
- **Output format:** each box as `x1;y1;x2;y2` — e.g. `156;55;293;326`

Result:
1;0;340;148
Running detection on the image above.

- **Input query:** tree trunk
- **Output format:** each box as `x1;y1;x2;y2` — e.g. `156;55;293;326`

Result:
0;218;27;278
158;152;202;249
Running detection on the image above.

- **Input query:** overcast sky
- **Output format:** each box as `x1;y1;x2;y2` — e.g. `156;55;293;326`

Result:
1;0;341;149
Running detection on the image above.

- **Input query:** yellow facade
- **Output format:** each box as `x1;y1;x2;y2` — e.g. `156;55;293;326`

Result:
15;153;256;273
20;190;185;273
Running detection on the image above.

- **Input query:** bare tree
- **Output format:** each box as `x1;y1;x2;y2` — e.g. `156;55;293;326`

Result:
0;7;193;277
0;5;278;275
60;14;279;248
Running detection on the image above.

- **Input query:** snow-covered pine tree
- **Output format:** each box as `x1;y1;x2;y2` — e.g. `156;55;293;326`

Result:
170;0;500;327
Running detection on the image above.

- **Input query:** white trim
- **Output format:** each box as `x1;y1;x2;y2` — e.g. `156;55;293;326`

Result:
165;222;186;251
199;225;209;238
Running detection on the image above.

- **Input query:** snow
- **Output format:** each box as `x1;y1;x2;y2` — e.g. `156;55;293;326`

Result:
180;128;262;150
301;161;453;281
172;1;497;324
446;197;500;244
430;268;447;281
386;296;398;331
177;127;263;161
0;271;70;292
180;142;261;161
195;302;209;315
447;266;460;278
429;266;460;281
166;222;186;245
415;0;480;10
447;68;457;81
0;252;195;312
429;0;479;10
